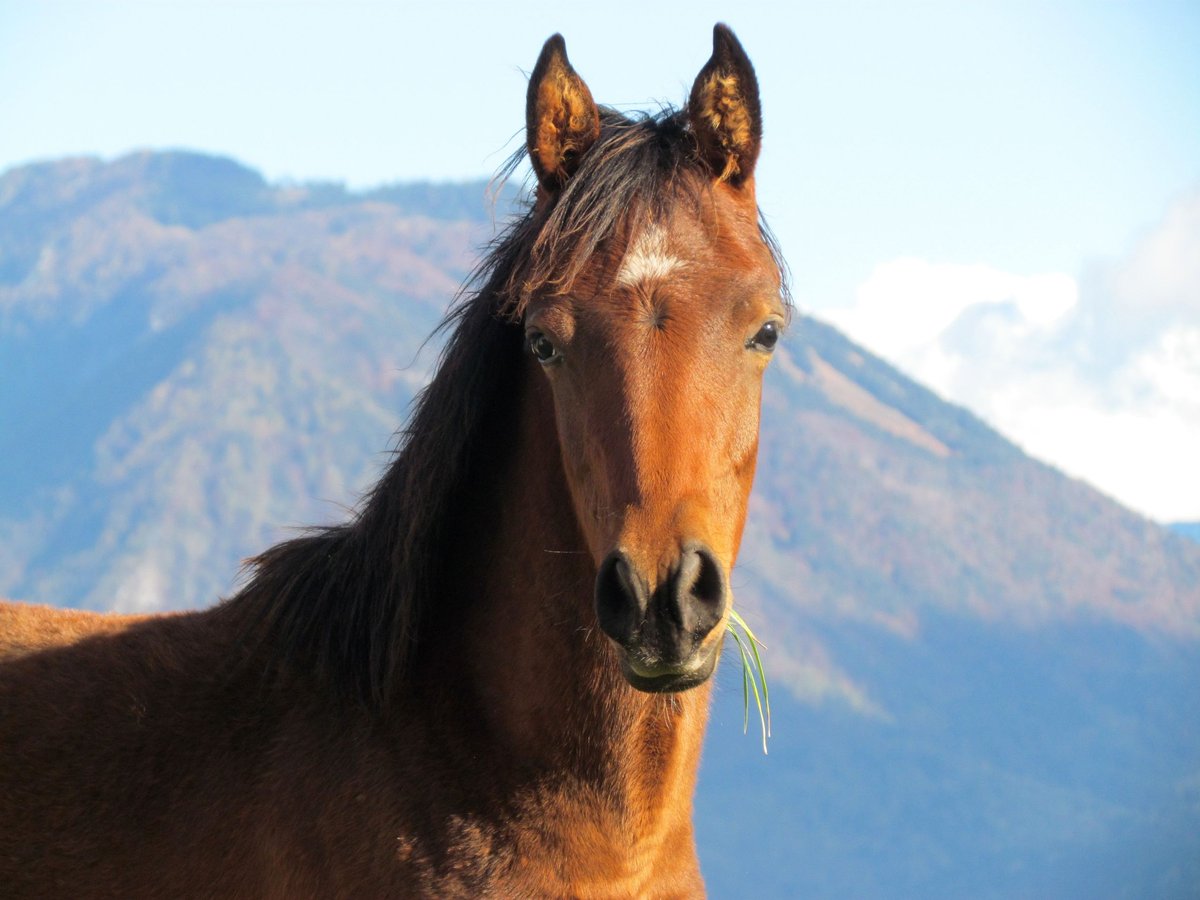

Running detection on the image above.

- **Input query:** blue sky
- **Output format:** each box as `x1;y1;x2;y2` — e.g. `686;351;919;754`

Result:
2;1;1198;520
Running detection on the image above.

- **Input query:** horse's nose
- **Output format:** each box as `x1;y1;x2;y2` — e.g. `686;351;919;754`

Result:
594;544;728;664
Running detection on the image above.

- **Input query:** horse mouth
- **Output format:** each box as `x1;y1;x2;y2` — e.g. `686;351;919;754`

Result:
618;638;722;693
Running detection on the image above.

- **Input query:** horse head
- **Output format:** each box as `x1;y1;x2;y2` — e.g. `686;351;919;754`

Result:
518;25;785;693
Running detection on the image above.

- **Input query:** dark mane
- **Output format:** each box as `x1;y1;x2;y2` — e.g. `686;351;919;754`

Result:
230;107;791;709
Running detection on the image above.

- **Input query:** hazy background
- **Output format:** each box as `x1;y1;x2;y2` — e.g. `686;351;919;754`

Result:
3;0;1197;522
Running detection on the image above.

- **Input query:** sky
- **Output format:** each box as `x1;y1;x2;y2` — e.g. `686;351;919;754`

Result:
2;0;1198;521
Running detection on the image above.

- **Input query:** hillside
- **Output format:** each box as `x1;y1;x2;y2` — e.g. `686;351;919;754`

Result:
1;152;1197;897
739;314;1200;715
0;152;486;613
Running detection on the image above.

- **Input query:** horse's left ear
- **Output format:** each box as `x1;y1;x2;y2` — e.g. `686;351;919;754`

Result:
688;24;762;185
526;34;601;193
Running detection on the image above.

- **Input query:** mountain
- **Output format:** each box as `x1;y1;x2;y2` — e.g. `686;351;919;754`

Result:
2;152;1197;898
0;151;486;612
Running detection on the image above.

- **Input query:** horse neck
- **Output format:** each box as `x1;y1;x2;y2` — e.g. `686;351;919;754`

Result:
425;355;713;839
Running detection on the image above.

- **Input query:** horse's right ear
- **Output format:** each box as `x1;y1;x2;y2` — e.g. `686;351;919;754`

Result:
526;35;601;193
688;24;762;186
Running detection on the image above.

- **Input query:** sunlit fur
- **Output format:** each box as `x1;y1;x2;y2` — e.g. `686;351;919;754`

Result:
0;25;786;898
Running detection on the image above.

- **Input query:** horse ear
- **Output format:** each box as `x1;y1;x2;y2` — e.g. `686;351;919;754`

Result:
688;24;762;185
526;35;601;192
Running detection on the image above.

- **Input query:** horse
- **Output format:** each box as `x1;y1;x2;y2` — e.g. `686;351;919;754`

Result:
0;25;787;898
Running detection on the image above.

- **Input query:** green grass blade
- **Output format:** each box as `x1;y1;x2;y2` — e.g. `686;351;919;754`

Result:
729;627;751;733
727;609;772;754
744;625;772;739
744;644;768;754
734;610;771;743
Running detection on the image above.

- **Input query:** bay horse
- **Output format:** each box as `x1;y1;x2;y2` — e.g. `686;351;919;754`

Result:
0;25;787;898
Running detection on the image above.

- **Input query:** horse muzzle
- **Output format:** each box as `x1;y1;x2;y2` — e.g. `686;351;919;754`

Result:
594;542;728;693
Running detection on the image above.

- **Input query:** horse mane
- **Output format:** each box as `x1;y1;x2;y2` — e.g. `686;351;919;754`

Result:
229;107;791;710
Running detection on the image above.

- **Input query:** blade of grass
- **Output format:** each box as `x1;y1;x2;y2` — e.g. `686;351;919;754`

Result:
743;622;772;739
744;645;768;754
729;627;751;733
727;609;771;754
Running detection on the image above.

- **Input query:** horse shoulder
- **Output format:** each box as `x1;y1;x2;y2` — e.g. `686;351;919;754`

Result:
0;599;153;661
0;602;287;896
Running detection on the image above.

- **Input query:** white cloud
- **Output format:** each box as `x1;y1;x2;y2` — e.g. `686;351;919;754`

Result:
823;190;1200;523
1111;193;1200;316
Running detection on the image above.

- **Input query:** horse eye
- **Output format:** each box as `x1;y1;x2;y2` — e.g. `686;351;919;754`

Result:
747;321;780;353
528;332;561;364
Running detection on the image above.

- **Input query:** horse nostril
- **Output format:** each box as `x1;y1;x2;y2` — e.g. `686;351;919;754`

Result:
595;551;648;647
673;544;727;637
596;546;727;659
691;546;725;608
